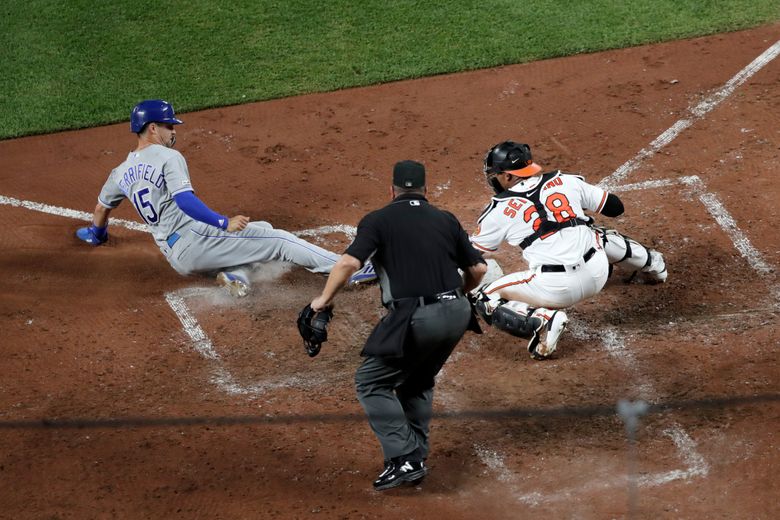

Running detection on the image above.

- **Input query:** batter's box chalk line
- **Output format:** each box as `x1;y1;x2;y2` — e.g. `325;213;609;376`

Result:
474;423;709;507
599;38;780;191
613;175;773;276
165;285;334;397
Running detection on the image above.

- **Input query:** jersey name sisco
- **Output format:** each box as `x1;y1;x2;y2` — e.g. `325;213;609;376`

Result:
471;171;608;267
98;144;197;248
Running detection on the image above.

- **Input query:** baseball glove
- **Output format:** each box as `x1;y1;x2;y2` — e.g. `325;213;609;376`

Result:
296;304;334;357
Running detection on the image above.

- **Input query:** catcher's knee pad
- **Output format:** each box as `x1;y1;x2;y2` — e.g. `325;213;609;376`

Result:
600;229;650;271
491;305;542;339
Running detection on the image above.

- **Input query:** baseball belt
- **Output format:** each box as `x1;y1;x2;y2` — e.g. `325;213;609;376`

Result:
386;288;464;310
540;247;596;273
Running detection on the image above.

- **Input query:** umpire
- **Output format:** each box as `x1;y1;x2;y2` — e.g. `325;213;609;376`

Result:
310;160;486;491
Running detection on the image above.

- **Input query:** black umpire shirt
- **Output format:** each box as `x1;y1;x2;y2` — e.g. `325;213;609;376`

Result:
345;193;484;304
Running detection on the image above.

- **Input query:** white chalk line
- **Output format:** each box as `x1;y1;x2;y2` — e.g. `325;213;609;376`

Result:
477;425;709;507
680;176;773;274
599;38;780;190
0;193;354;241
608;177;682;192
611;175;773;276
294;224;356;241
0;194;148;232
165;287;330;396
164;292;219;360
640;427;710;485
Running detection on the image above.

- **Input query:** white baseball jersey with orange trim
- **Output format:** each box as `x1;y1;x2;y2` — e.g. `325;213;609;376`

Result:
471;171;607;267
470;171;610;309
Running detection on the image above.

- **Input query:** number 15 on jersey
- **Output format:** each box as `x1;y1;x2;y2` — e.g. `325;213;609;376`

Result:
133;187;159;225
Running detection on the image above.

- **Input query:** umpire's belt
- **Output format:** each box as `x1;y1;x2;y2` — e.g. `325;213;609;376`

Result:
166;232;181;248
540;247;596;273
386;288;464;310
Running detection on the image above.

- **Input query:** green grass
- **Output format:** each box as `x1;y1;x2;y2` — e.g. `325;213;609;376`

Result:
1;0;778;139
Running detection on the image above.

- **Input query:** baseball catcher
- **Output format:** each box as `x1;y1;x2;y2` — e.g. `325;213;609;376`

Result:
470;141;667;360
296;304;334;357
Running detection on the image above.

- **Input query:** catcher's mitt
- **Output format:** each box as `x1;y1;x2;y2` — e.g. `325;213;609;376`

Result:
296;304;334;357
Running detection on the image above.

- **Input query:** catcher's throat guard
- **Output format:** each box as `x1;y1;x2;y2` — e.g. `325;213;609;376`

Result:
296;304;334;357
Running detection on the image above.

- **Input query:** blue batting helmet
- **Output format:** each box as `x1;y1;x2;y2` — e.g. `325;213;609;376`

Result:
130;99;183;133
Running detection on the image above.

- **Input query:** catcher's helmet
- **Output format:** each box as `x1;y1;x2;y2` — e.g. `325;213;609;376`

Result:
483;141;541;177
483;141;542;194
130;99;183;133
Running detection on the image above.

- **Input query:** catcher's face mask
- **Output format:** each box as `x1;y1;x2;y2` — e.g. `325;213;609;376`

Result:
296;304;333;357
483;147;505;195
483;168;506;195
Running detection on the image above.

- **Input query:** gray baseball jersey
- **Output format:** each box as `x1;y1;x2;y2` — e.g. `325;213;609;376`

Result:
98;144;204;246
97;144;339;276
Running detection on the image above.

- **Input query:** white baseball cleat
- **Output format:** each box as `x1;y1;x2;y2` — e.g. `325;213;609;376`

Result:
217;271;250;297
528;309;568;360
641;250;667;283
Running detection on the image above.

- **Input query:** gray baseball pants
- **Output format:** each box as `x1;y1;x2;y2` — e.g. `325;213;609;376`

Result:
161;221;340;276
355;297;471;461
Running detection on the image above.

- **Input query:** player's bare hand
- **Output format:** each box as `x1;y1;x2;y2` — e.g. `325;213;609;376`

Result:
227;215;250;232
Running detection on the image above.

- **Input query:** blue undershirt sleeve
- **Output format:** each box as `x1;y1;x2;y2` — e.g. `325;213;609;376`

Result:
173;191;229;230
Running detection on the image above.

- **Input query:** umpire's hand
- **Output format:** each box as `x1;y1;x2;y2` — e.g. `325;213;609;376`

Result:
311;296;332;313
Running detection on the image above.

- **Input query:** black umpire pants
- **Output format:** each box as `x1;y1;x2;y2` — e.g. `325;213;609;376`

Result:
355;296;471;461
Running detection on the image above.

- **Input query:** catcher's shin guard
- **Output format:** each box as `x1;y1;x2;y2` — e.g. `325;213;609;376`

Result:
599;228;652;272
491;304;542;339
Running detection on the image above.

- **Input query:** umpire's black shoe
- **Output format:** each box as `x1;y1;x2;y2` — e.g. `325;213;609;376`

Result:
372;458;427;491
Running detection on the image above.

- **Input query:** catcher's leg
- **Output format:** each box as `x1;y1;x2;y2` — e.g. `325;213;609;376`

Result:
597;228;667;283
475;295;568;360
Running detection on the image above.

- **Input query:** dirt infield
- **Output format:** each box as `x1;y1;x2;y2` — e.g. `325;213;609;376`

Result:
1;23;779;519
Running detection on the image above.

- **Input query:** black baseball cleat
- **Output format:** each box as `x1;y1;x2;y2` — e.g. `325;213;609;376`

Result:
372;458;427;491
